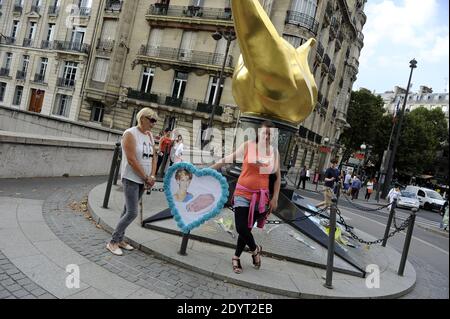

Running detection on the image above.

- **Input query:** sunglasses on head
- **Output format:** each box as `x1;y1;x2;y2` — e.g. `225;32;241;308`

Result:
146;117;157;124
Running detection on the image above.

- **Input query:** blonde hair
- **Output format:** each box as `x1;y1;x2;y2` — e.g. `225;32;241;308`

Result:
136;108;158;126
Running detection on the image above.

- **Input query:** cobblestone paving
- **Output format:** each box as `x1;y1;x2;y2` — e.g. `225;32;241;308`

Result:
41;180;286;299
0;251;56;299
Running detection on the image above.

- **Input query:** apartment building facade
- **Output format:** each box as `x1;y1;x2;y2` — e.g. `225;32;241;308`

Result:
0;0;367;172
0;0;100;120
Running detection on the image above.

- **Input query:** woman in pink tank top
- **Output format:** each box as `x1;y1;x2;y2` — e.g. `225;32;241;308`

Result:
211;121;281;274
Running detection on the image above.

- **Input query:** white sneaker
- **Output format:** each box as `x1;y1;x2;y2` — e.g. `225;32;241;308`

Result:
119;242;134;251
106;243;123;256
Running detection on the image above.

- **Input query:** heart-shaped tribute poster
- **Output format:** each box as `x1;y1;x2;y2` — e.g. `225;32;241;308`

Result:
164;162;230;233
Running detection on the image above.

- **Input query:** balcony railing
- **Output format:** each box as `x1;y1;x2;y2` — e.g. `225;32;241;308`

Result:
48;5;59;16
23;38;33;47
138;46;234;68
105;0;123;12
148;4;232;21
33;73;46;84
316;41;324;58
57;77;76;89
13;5;23;14
0;36;16;45
307;131;316;142
329;64;336;81
127;90;159;103
30;5;41;13
71;7;91;16
0;68;10;77
285;10;319;35
96;39;115;52
52;41;90;54
127;89;226;116
315;134;322;145
323;54;331;69
16;70;27;80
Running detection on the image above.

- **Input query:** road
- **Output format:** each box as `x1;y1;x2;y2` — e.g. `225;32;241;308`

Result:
293;187;449;299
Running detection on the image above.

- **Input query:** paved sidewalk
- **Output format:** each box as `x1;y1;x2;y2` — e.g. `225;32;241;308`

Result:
88;182;417;298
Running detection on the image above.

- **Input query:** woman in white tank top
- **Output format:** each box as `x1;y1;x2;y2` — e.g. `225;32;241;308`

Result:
107;108;159;256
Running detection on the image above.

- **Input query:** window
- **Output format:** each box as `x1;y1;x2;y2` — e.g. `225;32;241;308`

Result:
22;55;30;73
283;34;307;48
11;21;20;39
92;58;109;83
13;86;23;106
418;190;425;197
206;76;223;105
38;57;48;80
62;61;78;86
140;67;154;93
71;27;86;48
27;22;36;40
46;23;55;41
172;71;188;99
0;82;6;102
290;0;317;18
179;31;196;61
4;53;12;70
53;94;72;117
90;102;105;123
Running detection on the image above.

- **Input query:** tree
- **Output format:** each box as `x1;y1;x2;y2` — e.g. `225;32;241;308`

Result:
340;89;390;166
396;107;449;176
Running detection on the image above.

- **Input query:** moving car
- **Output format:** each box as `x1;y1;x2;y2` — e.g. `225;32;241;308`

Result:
404;186;446;212
397;191;420;211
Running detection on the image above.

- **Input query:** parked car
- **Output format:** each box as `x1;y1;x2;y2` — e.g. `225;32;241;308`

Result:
404;186;446;212
397;191;420;211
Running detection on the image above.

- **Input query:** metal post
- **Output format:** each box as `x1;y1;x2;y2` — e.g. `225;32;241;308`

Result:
382;198;396;247
381;59;417;199
324;198;338;289
103;142;121;209
179;232;190;256
398;212;416;276
113;152;121;185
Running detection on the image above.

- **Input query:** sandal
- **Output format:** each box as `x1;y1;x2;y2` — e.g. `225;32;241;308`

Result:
251;245;262;269
232;257;243;274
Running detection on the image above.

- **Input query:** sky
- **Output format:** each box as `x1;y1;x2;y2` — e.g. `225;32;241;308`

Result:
354;0;449;94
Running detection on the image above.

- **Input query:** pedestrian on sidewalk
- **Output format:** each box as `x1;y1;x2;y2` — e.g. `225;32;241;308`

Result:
211;121;281;275
170;134;184;165
316;159;339;210
297;166;307;190
306;168;311;181
387;184;401;212
440;199;448;230
351;175;362;200
156;128;173;175
107;108;158;256
365;178;375;201
343;170;352;191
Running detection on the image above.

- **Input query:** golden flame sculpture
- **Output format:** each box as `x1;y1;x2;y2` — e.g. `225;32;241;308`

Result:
232;0;318;126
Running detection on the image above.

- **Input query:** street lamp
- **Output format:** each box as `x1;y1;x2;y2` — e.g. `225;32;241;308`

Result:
381;59;418;199
357;143;367;175
205;30;236;142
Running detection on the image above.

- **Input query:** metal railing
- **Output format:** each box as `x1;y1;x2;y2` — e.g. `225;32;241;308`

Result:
13;5;22;14
96;39;115;52
72;7;91;16
48;5;59;15
0;68;10;77
33;73;46;84
127;89;226;115
30;5;41;13
0;36;16;45
23;38;33;47
52;41;90;54
148;4;232;21
316;41;324;58
323;54;331;69
138;45;234;68
57;77;76;89
16;70;26;80
285;10;319;35
105;0;123;12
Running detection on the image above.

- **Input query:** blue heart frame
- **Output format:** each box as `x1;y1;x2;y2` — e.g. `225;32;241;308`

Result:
164;162;230;234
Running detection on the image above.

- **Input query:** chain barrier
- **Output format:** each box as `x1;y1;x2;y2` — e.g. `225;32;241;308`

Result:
335;206;412;245
341;193;391;212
